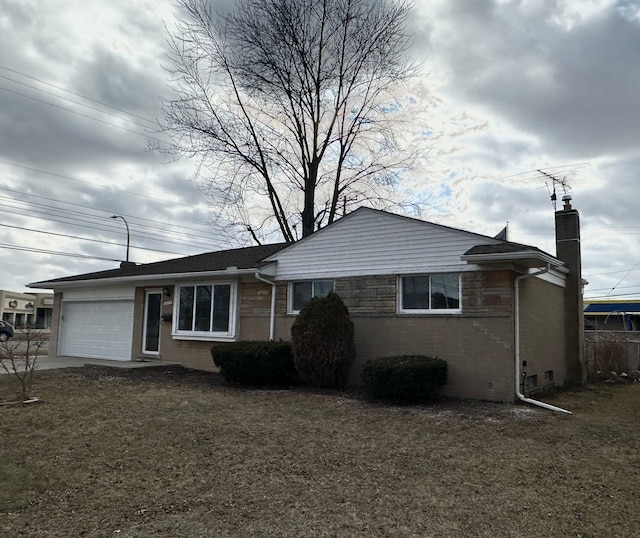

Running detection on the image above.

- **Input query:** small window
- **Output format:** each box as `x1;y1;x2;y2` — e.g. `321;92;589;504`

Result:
175;282;234;338
400;274;460;313
544;370;554;383
525;374;538;388
289;280;334;312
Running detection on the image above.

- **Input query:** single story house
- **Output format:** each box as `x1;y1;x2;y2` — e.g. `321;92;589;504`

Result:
29;202;586;402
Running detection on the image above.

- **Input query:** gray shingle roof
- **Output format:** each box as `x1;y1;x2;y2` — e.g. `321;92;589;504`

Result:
31;243;288;286
462;242;563;269
463;243;547;256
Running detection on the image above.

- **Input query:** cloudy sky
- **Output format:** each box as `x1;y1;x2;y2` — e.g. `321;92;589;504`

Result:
1;0;639;300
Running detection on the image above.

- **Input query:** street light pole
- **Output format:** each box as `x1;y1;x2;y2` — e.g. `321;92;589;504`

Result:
110;215;130;262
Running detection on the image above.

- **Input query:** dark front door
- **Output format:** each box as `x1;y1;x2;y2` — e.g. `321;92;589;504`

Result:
143;291;162;354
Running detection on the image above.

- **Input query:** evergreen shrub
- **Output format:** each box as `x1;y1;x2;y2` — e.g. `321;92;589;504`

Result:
362;355;447;403
211;341;295;386
290;292;356;388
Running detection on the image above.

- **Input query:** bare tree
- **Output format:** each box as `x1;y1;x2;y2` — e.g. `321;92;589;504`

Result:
161;0;419;242
0;326;48;404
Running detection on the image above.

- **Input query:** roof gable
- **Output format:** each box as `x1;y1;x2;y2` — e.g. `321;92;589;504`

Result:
268;207;505;258
265;207;522;280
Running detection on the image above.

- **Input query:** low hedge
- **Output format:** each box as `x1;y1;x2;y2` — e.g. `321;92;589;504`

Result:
362;355;447;403
211;341;296;386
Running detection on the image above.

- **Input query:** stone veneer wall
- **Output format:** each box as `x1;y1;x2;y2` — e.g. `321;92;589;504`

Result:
272;271;518;401
517;275;567;393
129;271;564;402
143;281;275;372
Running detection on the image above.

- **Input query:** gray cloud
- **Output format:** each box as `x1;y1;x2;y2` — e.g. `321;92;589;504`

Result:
1;0;639;299
430;0;640;156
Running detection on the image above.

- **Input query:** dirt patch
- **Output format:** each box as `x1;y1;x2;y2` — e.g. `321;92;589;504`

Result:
1;366;639;537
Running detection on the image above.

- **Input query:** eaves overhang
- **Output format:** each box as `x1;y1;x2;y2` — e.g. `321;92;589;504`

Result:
28;264;277;290
461;250;569;273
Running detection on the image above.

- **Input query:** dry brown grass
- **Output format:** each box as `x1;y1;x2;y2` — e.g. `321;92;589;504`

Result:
1;366;639;537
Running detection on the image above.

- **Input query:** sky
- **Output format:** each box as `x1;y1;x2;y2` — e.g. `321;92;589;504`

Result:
1;0;639;300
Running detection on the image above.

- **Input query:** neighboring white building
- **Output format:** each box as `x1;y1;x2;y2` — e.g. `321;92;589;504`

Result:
0;290;54;329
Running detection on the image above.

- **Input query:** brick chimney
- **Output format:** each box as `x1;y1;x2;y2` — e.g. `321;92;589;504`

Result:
555;195;586;385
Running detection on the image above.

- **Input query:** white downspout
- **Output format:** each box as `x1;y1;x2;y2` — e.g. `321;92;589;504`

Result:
514;265;572;414
254;272;276;341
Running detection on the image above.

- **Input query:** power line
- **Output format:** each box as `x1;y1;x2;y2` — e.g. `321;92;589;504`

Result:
0;223;189;257
0;160;210;217
0;242;121;262
583;263;640;271
0;202;217;252
585;292;640;299
494;163;590;183
0;85;169;146
0;176;225;251
584;269;632;277
586;283;640;293
0;63;157;126
0;73;153;131
0;184;219;246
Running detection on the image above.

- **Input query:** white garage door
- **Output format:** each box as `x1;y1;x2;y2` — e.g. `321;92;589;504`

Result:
59;301;134;361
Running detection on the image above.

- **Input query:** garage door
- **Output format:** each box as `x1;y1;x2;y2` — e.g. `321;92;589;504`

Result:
59;301;134;360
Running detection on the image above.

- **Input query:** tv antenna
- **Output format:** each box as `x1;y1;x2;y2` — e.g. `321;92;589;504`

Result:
539;169;571;210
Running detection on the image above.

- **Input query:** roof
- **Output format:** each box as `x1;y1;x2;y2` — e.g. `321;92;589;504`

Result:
29;207;564;288
461;243;564;270
584;302;640;314
463;243;538;255
264;207;512;262
29;243;288;288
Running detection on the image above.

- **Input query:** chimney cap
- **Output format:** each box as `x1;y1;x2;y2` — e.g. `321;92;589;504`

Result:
561;194;572;202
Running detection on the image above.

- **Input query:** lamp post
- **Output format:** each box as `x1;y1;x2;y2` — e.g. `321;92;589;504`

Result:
110;215;130;262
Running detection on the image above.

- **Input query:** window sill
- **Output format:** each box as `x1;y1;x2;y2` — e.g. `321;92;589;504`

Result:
171;333;236;342
398;309;462;315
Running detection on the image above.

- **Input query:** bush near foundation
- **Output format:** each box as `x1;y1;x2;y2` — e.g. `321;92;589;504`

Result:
362;355;447;403
585;332;628;379
291;292;356;388
211;341;295;386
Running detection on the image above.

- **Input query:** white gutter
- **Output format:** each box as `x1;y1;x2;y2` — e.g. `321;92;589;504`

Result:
28;267;275;290
514;265;572;414
254;272;276;341
462;251;568;271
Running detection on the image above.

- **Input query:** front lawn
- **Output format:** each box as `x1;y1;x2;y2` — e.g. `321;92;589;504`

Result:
1;366;639;537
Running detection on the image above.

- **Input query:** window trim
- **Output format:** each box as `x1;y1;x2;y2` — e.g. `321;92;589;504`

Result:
172;280;238;341
288;279;335;314
398;273;462;314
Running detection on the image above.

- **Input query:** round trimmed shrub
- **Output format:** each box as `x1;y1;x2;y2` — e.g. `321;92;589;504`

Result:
362;355;447;403
290;292;356;388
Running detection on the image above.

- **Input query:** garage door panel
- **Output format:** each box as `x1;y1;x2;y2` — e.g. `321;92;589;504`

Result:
60;301;134;360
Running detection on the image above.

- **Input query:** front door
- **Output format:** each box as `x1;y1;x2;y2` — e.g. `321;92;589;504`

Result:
143;290;162;355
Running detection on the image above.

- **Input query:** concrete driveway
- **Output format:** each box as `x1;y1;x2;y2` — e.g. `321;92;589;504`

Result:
0;356;179;374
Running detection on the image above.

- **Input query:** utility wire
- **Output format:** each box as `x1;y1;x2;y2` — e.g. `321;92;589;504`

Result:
0;242;121;262
0;203;216;252
494;163;590;182
0;160;210;217
0;223;190;257
0;189;218;247
585;292;640;299
0;86;169;146
0;63;157;125
0;74;153;130
586;283;640;293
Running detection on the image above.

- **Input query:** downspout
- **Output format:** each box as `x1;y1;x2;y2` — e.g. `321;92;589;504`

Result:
254;272;276;341
515;265;572;414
